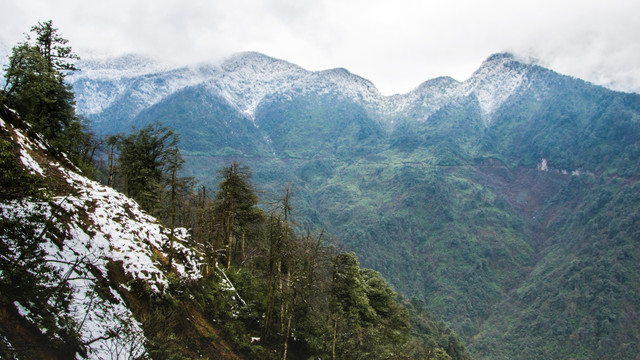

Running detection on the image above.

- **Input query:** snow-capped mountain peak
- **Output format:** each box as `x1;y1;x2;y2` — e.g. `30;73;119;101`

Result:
460;53;529;123
68;51;538;130
311;67;382;100
71;53;175;80
203;52;310;117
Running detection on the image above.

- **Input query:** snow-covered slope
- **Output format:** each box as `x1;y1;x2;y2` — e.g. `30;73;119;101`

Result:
458;53;529;125
389;53;532;124
70;57;218;117
0;107;202;358
200;52;309;117
70;52;390;121
389;76;462;120
69;51;536;131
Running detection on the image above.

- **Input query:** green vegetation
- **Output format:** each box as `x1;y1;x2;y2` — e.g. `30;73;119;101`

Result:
1;20;99;176
7;21;640;358
471;176;640;359
114;122;183;213
486;73;640;176
0;22;471;359
172;64;640;359
134;86;273;157
255;93;385;159
140;160;471;359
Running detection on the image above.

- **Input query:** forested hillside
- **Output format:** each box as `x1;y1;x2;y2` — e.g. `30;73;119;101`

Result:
68;48;640;359
0;21;470;359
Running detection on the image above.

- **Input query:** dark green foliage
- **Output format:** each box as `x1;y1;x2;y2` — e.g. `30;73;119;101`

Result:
117;122;181;212
1;21;99;178
331;252;377;325
406;298;471;360
2;42;75;148
133;85;273;157
471;176;640;359
61;117;100;177
29;20;79;75
1;21;81;153
487;67;640;176
255;93;384;159
212;161;264;268
329;256;415;359
156;164;470;360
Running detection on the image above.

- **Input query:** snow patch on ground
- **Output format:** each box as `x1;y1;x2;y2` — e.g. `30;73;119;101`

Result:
19;148;44;175
1;114;204;358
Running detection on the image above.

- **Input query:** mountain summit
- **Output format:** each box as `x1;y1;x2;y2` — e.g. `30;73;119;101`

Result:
69;51;573;132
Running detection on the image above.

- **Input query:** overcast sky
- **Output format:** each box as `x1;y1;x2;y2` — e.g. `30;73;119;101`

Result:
2;0;640;95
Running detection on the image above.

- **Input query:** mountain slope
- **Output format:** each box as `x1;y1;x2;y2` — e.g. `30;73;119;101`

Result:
67;52;640;359
0;106;241;359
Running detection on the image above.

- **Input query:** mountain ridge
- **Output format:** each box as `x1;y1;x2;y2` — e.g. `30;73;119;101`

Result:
71;50;632;137
69;51;551;130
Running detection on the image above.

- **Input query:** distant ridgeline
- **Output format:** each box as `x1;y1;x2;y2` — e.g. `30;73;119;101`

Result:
69;51;640;359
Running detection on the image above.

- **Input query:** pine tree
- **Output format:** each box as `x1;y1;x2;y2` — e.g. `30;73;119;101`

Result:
118;122;180;212
166;147;185;269
29;20;79;76
213;161;262;268
1;20;86;160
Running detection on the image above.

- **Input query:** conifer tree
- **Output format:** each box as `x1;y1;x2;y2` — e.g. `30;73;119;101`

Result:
166;147;186;269
1;20;88;164
213;161;262;268
29;20;79;76
118;122;180;213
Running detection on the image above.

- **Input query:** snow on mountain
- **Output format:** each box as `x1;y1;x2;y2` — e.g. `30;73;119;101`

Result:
385;53;531;124
202;52;310;117
74;53;175;79
305;67;383;103
70;55;218;117
68;51;536;130
0;107;203;358
178;52;386;118
458;53;529;125
389;76;462;120
69;51;392;123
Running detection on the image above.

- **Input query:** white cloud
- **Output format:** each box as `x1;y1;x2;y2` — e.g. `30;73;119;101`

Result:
1;0;639;95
